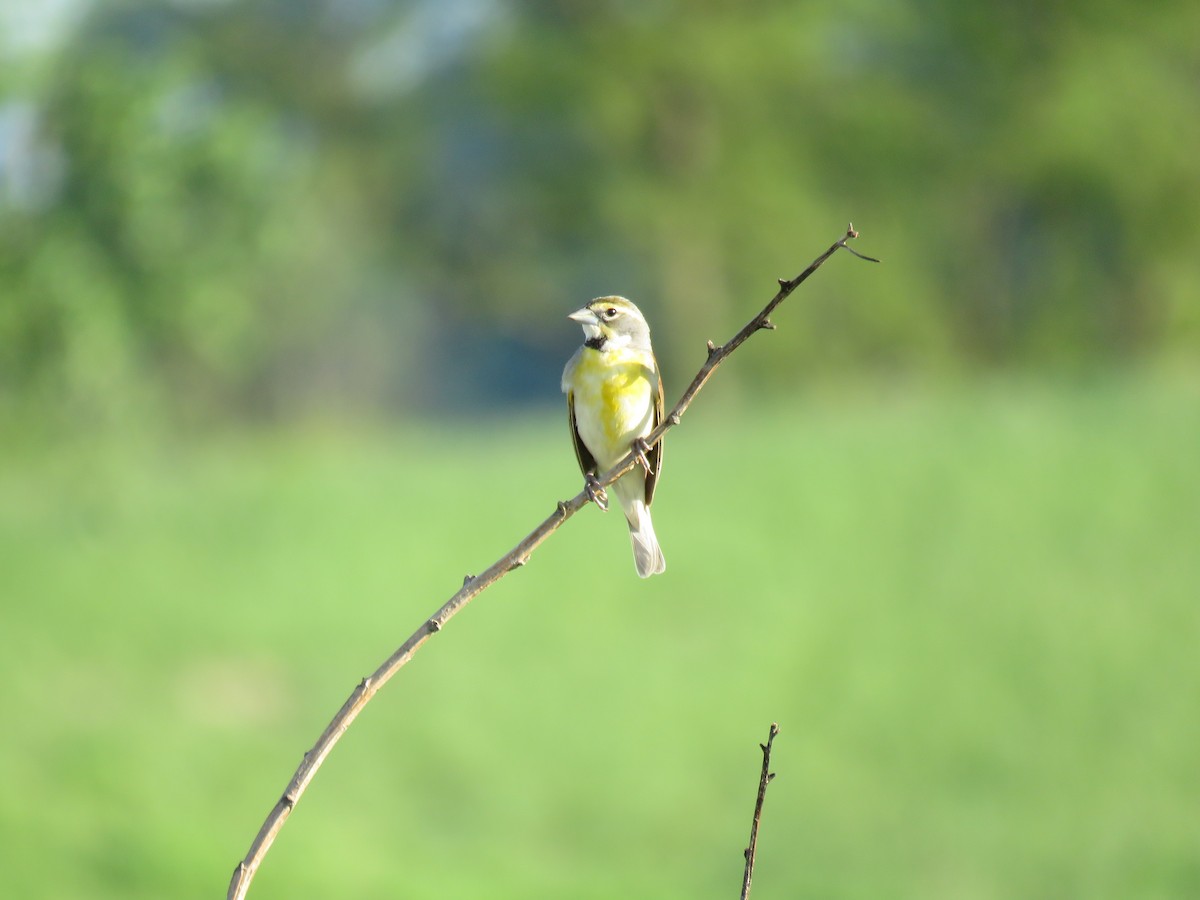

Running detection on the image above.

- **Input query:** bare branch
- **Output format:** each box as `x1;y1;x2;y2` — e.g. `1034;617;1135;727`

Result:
740;722;780;900
227;227;872;900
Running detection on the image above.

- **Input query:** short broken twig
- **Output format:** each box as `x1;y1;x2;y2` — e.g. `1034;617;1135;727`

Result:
740;722;780;900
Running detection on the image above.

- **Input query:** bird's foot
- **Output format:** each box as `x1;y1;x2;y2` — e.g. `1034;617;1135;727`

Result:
584;472;609;511
631;437;655;475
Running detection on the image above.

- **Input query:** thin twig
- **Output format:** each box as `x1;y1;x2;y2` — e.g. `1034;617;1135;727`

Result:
740;723;780;900
226;225;873;900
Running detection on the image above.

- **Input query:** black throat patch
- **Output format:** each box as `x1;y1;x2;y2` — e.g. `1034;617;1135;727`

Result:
584;335;605;351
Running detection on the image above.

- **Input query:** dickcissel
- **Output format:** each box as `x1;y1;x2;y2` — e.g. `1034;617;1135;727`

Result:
562;296;666;578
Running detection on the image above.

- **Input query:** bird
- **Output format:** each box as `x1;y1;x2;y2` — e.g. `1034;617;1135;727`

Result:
562;295;666;578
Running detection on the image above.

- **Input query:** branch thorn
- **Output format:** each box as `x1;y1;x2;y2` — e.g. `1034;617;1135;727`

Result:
837;222;879;262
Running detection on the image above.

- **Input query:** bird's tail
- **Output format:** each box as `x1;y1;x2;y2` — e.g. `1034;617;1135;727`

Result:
623;495;666;578
628;513;666;578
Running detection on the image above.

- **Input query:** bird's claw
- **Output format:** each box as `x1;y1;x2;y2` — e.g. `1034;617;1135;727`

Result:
631;437;655;475
585;473;609;511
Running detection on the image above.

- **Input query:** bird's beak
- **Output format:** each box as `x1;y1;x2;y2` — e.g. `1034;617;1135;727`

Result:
568;307;599;325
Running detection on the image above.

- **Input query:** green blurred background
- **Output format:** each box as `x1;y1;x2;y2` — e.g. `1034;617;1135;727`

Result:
2;1;1198;897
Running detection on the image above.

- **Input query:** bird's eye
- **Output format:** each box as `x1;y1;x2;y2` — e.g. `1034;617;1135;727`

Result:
604;307;618;319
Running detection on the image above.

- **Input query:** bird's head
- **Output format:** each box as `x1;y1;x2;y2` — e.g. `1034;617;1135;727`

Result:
569;296;652;351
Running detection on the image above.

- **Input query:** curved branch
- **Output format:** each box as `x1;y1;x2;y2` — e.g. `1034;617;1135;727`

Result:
226;224;874;900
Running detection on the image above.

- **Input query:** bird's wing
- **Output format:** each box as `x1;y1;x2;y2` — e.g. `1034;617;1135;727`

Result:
567;389;598;477
564;348;598;477
644;368;665;507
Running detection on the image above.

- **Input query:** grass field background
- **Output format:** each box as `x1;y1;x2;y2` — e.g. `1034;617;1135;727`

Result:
2;372;1198;898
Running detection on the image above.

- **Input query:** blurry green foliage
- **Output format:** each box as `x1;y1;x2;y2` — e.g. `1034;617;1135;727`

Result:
2;0;1198;429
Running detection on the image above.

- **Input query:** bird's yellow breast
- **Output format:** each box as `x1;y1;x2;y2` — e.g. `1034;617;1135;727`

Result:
566;346;657;468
